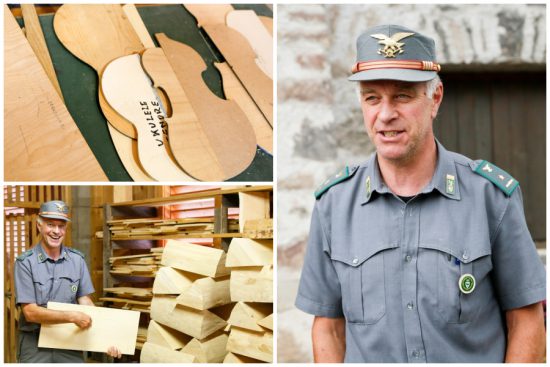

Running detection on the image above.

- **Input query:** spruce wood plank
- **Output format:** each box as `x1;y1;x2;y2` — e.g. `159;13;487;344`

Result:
239;191;271;233
147;320;191;350
258;314;273;331
226;238;273;267
101;53;196;181
161;240;230;278
228;302;272;332
176;276;231;310
181;332;228;363
226;10;273;79
38;302;139;354
140;342;196;363
230;266;273;303
4;7;107;181
151;34;257;180
184;4;233;26
226;327;273;363
153;267;202;295
223;351;263;363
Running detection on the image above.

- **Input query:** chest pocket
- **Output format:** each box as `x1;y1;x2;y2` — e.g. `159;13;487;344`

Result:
419;243;492;324
56;273;80;304
331;243;398;324
31;275;50;306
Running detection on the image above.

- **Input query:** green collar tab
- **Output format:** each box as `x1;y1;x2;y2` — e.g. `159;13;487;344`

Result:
474;160;519;197
315;166;358;199
16;249;33;261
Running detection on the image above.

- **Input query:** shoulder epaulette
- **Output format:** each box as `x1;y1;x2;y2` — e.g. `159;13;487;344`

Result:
472;160;519;196
16;249;33;261
67;247;85;259
314;165;358;199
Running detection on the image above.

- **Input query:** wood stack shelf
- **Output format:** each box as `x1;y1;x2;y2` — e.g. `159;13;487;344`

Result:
101;185;272;361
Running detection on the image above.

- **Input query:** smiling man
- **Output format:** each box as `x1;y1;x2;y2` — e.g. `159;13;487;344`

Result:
295;25;546;363
14;200;121;362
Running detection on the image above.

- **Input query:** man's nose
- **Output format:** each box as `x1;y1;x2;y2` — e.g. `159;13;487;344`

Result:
377;100;398;124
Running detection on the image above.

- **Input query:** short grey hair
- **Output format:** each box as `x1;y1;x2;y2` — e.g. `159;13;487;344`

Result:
356;74;442;101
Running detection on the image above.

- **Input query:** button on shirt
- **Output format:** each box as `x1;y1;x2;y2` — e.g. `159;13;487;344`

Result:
295;141;546;363
14;243;95;331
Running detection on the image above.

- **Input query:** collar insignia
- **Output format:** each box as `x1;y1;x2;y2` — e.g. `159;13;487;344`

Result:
370;32;415;58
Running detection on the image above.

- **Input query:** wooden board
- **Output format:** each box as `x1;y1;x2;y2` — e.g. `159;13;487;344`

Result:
223;351;263;363
122;4;155;49
184;4;234;26
151;296;227;340
230;266;273;303
147;319;191;350
176;276;231;310
21;4;63;100
239;191;271;233
37;302;140;355
153;267;202;295
258;314;273;331
181;331;228;363
226;10;273;79
53;4;142;140
152;34;257;180
226;238;273;267
203;23;273;125
4;7;107;181
101;53;196;181
226;327;273;363
140;342;196;363
161;240;230;278
228;302;272;332
215;62;273;152
259;16;273;36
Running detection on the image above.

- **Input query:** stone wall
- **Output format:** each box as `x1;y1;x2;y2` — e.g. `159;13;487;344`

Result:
277;4;545;363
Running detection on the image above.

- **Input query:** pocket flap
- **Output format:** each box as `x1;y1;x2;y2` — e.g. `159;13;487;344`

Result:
331;243;399;267
419;242;491;263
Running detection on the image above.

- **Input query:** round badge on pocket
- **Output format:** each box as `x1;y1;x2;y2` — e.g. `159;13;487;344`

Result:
458;273;476;294
71;284;78;293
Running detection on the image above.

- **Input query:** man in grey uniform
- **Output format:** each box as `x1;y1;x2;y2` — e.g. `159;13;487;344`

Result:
14;200;121;362
295;24;546;363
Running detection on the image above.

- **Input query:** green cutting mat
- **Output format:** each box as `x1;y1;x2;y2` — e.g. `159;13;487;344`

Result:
30;4;272;181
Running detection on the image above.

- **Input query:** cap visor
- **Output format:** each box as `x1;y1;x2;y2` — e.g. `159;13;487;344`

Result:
40;214;71;222
348;68;437;82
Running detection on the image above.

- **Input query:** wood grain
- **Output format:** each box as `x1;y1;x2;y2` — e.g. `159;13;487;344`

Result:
215;62;273;152
140;342;196;363
21;4;64;100
259;16;273;36
4;7;107;181
101;54;195;181
184;4;233;26
122;4;155;48
226;10;272;79
203;23;273;125
38;302;140;355
54;4;140;139
151;34;257;180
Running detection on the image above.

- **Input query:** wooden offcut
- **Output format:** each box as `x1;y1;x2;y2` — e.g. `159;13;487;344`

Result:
4;7;107;181
184;4;234;26
151;296;227;340
230;266;273;303
181;331;228;363
239;192;271;233
154;33;257;181
161;240;230;278
176;276;231;310
38;302;140;355
140;342;196;363
223;351;263;363
228;302;272;332
153;267;202;295
226;327;273;363
226;238;273;267
257;314;273;331
147;320;191;350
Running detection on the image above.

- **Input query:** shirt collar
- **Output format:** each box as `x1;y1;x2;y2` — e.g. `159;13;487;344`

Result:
361;139;461;205
36;243;69;263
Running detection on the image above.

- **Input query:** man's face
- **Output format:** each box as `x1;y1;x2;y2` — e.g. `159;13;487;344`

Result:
359;79;443;164
37;218;67;250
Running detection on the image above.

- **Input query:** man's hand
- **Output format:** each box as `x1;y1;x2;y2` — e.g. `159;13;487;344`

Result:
107;346;122;359
69;311;92;329
312;316;346;362
505;302;545;362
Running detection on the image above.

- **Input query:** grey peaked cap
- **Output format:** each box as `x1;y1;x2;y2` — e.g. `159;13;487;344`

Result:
349;24;440;82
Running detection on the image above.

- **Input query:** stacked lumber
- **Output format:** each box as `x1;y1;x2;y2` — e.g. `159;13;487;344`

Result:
225;237;273;363
109;252;161;277
141;240;233;363
107;217;239;240
100;287;152;313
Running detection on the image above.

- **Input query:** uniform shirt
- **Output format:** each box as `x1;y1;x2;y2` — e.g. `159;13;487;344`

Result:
14;243;95;332
295;141;546;363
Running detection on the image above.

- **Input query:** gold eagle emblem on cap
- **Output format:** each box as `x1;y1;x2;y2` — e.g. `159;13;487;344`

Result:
54;203;67;212
370;32;415;58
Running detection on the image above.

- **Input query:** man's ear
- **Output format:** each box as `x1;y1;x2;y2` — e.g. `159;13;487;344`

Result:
431;83;444;119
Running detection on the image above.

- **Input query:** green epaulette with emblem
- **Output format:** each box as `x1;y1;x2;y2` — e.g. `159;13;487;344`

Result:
67;247;85;259
473;160;519;196
16;249;33;261
314;165;358;199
